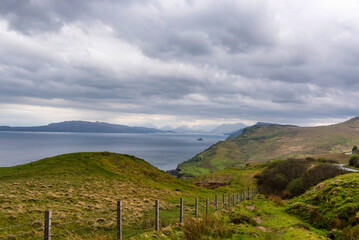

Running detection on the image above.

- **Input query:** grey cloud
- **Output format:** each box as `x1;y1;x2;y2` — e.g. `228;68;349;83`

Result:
134;1;278;59
1;0;359;126
0;0;136;34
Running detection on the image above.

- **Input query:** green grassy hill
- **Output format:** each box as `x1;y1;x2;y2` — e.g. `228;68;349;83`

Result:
288;173;359;239
0;152;349;239
177;117;359;177
0;152;210;239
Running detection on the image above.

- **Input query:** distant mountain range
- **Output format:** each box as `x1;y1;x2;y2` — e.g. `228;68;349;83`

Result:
0;121;172;134
0;120;248;135
210;123;247;135
159;123;247;134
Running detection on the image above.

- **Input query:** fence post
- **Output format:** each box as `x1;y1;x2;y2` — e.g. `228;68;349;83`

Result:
228;194;230;208
180;198;183;223
155;200;159;231
236;193;239;204
44;210;51;240
206;198;209;215
222;194;225;208
117;201;122;240
195;197;198;218
247;187;250;200
215;195;218;211
233;194;235;206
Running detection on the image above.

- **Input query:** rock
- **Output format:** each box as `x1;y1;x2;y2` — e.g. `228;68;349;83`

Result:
327;231;335;239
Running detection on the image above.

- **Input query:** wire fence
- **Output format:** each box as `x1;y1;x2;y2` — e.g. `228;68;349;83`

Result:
0;187;258;240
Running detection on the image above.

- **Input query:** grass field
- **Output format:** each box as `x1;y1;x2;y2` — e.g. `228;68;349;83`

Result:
0;152;215;239
0;152;252;239
1;152;357;239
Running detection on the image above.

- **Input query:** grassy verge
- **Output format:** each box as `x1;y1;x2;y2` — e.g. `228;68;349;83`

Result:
136;194;328;239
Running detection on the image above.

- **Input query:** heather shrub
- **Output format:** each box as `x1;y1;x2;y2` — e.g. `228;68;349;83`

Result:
257;159;308;196
349;155;359;168
258;159;348;197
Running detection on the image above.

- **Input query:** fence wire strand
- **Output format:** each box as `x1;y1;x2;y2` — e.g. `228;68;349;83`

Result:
0;219;43;231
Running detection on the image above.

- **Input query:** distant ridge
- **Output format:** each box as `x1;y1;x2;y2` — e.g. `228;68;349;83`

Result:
227;122;297;138
177;117;359;177
0;120;172;133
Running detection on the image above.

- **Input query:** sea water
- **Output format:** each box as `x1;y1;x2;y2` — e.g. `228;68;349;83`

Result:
0;131;226;170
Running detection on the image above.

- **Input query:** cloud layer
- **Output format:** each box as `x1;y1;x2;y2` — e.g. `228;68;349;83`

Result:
1;0;359;127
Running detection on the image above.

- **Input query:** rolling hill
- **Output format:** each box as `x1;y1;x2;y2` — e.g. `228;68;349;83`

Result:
0;152;342;239
288;173;359;239
177;117;359;177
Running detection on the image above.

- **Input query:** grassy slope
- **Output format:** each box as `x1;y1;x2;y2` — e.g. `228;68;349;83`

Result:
178;117;359;177
138;168;359;240
0;152;333;240
288;173;359;239
137;195;328;240
0;152;212;239
189;165;262;192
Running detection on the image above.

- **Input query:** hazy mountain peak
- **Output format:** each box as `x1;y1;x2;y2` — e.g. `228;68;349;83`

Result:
210;123;247;134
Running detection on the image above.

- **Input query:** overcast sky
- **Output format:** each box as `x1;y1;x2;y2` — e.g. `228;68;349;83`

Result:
0;0;358;129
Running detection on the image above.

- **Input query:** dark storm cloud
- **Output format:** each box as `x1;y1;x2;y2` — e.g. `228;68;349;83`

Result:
1;0;359;126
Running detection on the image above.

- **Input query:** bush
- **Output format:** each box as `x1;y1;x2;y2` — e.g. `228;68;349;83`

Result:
296;164;348;196
259;159;348;197
287;178;305;196
349;155;359;167
257;159;308;196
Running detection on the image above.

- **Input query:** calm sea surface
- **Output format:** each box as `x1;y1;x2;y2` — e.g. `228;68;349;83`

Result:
0;131;226;170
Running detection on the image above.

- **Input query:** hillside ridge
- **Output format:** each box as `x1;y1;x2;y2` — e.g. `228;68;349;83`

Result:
177;117;359;177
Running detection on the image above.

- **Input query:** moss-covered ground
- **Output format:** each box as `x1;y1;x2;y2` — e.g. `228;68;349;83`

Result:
288;173;359;239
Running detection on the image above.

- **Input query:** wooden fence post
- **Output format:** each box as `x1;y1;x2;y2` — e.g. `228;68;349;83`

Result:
206;198;209;215
117;201;122;240
236;193;239;204
44;210;51;240
180;198;183;223
222;194;225;208
195;197;198;218
155;200;159;231
215;195;218;211
247;187;250;200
